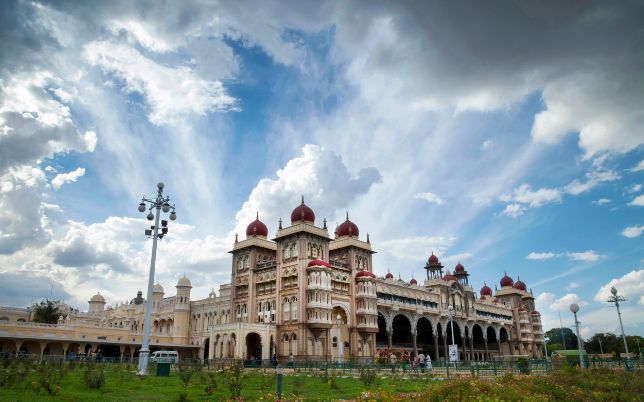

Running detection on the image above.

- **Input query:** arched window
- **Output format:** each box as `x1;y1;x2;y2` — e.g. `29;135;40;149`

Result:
291;297;298;320
282;298;290;321
292;242;298;257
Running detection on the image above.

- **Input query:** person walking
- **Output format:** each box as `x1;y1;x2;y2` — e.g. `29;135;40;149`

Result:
418;352;426;372
389;352;397;373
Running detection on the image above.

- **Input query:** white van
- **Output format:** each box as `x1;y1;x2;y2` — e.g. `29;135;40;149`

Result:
150;350;178;363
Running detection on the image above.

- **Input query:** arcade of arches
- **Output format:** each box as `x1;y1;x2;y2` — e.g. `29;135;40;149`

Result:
377;313;514;361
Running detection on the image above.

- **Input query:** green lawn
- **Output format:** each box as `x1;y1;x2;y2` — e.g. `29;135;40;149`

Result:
1;362;642;401
0;363;431;401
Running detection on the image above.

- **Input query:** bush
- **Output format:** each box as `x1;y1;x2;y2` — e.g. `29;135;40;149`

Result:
203;371;219;395
83;363;106;390
227;364;244;398
36;364;63;395
359;366;378;386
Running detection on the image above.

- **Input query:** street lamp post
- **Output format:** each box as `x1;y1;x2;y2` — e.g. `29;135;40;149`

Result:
607;286;630;360
598;337;603;356
336;314;344;363
136;182;177;376
569;303;585;369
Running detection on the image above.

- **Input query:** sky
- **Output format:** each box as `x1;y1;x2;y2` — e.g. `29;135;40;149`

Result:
0;0;643;339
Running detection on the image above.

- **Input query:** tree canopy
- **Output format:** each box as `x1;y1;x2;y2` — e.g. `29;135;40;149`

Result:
31;299;64;324
544;327;578;350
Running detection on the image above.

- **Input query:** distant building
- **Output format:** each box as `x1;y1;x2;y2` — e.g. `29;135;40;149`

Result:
0;199;544;361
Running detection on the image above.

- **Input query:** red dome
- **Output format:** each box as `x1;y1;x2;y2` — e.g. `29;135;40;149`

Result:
356;270;376;279
480;283;492;296
500;272;514;287
531;310;541;315
291;196;315;223
428;252;439;264
442;271;457;282
410;277;418;285
513;277;526;291
245;213;268;237
385;271;394;279
307;259;331;268
493;298;499;304
454;262;465;273
337;212;359;237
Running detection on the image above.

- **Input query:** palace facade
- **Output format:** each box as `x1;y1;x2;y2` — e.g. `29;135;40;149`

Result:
0;198;544;362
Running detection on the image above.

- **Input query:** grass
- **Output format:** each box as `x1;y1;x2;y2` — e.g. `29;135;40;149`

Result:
0;361;642;401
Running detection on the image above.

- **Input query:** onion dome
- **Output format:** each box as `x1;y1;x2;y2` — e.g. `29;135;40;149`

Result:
307;259;331;269
428;252;439;265
291;196;315;224
90;293;105;303
153;283;164;293
513;277;526;291
410;277;418;285
337;212;359;237
356;270;376;279
442;271;457;282
454;262;465;273
246;212;268;237
531;310;541;316
480;283;493;296
177;276;192;287
500;272;514;287
385;271;394;279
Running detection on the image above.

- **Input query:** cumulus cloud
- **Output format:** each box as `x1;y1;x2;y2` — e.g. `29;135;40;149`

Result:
564;250;601;262
592;198;610;205
594;269;644;304
233;144;381;238
629;194;644;207
83;40;238;125
549;293;586;311
565;282;579;291
499;184;561;216
527;252;555;260
414;192;445;205
51;167;85;190
501;203;525;218
630;160;644;173
564;168;620;195
622;225;644;238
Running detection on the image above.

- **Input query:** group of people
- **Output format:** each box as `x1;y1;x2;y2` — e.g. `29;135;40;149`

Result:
388;351;433;372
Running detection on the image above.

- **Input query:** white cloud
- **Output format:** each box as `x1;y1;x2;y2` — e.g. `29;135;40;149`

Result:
564;168;620;195
629;194;644;207
83;40;238;125
481;140;493;150
550;293;586;311
500;184;561;208
594;269;644;304
377;236;455;262
564;250;601;262
622;225;644;239
527;252;556;260
51;167;85;190
44;166;57;173
630;160;644;173
501;203;524;218
233;144;381;240
627;184;642;194
414;192;445;205
592;198;610;205
565;282;579;291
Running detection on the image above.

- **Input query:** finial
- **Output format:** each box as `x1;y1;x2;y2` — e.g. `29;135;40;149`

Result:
346;211;349;221
495;284;498;291
367;233;370;243
234;233;238;243
278;218;282;230
323;218;327;229
256;211;259;220
301;195;304;205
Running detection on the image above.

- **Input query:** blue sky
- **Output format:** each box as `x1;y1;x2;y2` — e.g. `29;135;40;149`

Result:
0;0;642;338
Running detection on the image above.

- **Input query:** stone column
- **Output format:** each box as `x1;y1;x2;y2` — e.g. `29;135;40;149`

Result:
497;340;502;358
15;340;23;355
483;337;489;361
462;336;468;361
208;337;215;360
469;337;474;361
412;329;418;357
39;341;47;361
62;343;69;360
433;333;440;361
387;328;393;349
119;345;126;363
442;331;448;362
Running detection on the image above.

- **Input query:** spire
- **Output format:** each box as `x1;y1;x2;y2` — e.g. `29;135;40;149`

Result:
301;195;305;205
367;233;370;243
323;218;327;229
278;218;282;230
234;233;238;243
256;211;259;220
346;211;349;221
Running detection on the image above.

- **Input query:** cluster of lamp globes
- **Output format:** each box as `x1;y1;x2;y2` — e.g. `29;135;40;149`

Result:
137;182;176;239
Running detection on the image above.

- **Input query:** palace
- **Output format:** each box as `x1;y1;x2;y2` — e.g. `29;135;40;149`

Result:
0;198;544;362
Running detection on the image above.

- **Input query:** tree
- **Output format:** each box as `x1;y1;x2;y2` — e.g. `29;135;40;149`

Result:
546;343;562;354
31;299;63;324
544;327;578;350
586;333;619;355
